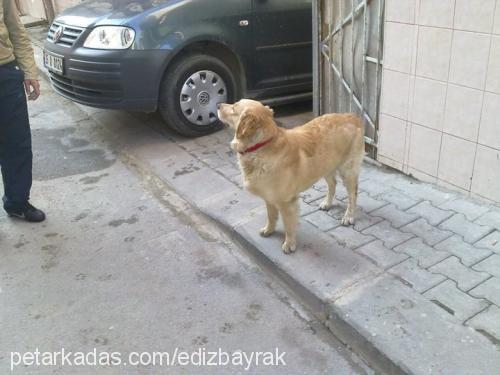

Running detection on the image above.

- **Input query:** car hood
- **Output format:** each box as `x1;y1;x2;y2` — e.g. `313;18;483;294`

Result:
55;0;179;28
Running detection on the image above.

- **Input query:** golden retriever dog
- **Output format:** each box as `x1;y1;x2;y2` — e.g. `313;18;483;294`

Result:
218;99;365;254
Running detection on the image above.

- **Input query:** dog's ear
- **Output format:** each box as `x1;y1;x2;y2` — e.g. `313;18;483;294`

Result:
237;109;259;139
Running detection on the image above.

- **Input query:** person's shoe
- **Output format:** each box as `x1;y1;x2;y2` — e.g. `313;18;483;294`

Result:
6;203;46;223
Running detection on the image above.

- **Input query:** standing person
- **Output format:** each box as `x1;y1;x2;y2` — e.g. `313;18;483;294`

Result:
0;0;45;222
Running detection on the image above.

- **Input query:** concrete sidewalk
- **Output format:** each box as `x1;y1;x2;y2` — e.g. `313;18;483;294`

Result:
30;31;500;374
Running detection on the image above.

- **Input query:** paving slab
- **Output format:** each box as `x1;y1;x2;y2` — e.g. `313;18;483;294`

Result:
473;254;500;278
475;231;500;254
356;240;409;269
388;258;447;293
469;277;500;306
466;305;500;342
424;280;490;322
394;238;450;268
401;218;453;246
475;210;500;231
329;226;377;250
330;276;500;375
362;221;414;249
439;214;494;244
407;201;454;226
434;235;492;266
429;256;491;291
439;198;490;221
371;204;419;228
234;214;380;303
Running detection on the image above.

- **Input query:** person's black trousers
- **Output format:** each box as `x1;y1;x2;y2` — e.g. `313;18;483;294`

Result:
0;61;33;211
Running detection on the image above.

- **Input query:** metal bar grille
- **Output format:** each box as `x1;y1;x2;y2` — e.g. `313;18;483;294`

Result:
313;0;385;156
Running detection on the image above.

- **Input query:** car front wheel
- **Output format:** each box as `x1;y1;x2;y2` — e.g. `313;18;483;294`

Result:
159;53;238;137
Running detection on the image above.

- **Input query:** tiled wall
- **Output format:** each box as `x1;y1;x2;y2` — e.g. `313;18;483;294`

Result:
378;0;500;203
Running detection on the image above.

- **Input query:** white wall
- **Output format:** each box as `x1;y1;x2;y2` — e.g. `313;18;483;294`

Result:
378;0;500;203
17;0;47;19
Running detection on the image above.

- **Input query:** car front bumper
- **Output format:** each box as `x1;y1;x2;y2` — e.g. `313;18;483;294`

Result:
43;41;170;112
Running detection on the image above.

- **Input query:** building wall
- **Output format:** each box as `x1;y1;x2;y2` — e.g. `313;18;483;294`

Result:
378;0;500;203
17;0;47;19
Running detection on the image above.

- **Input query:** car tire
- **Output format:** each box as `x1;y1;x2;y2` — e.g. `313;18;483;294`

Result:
158;53;238;137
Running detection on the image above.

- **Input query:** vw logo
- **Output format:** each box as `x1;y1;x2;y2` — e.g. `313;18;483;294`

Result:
53;25;64;43
198;91;210;106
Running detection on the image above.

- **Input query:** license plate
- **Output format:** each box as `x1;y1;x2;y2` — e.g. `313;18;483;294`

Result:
43;51;63;74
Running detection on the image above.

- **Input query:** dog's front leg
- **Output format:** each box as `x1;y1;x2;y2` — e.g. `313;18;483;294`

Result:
260;201;279;237
277;199;298;254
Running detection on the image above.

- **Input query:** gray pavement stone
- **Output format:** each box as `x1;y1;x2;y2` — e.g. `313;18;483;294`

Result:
475;231;500;254
171;138;204;152
362;220;414;249
388;258;446;293
429;256;491;291
333;183;350;201
407;201;454;226
234;214;379;302
473;254;500;278
371;204;419;228
391;179;456;206
469;277;500;306
299;199;320;217
353;209;384;231
313;179;328;192
439;214;494;244
356;192;388;213
434;235;492;267
329;226;376;250
394;238;450;268
202;156;229;169
375;190;421;210
439;198;490;221
322;204;348;220
475;210;500;231
401;218;453;246
356;240;409;269
467;304;500;342
332;275;500;375
424;280;490;322
305;210;341;231
195;135;221;148
216;164;241;179
160;161;236;204
358;178;392;197
199;189;264;229
301;188;326;203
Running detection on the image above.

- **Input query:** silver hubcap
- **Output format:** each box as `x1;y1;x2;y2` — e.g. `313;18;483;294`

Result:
180;70;228;126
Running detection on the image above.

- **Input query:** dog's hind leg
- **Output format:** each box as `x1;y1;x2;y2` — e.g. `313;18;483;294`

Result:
339;167;360;226
319;173;337;211
260;201;279;237
277;199;299;254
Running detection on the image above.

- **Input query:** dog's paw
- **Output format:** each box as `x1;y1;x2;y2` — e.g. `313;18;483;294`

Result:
319;200;333;211
341;213;355;226
282;240;297;254
259;227;275;237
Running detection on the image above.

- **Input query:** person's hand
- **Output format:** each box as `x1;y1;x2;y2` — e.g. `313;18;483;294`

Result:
24;79;41;101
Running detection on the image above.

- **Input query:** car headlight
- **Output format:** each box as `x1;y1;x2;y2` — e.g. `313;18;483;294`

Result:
83;26;135;50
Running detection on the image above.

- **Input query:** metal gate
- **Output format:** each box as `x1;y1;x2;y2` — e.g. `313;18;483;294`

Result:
313;0;385;156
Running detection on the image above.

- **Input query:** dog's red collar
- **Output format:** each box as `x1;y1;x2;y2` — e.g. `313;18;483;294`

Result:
239;137;274;155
